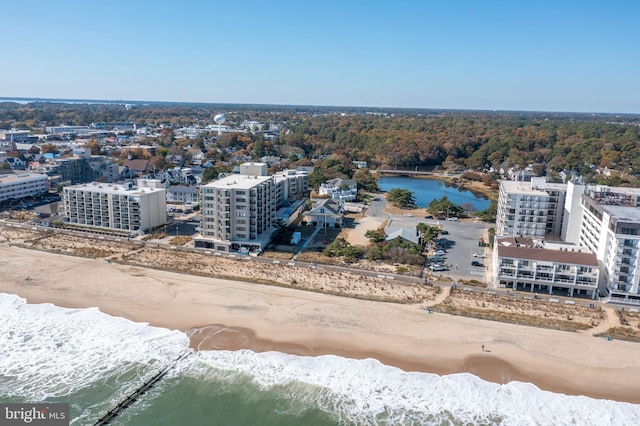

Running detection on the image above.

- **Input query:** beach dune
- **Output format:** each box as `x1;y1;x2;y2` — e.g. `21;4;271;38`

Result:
1;244;639;404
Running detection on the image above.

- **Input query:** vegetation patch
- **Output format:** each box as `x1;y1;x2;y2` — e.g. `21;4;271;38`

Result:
432;289;602;332
595;327;640;343
170;236;191;245
431;304;592;332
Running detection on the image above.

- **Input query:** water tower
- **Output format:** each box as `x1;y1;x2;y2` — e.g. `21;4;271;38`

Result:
214;113;226;137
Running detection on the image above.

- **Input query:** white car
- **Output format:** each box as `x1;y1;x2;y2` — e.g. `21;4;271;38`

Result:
403;213;413;217
430;264;448;271
473;252;486;258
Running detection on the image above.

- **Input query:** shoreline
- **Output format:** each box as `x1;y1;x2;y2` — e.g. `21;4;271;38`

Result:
376;172;499;203
2;244;640;404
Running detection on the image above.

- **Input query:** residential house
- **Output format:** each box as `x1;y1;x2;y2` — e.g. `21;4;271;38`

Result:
302;198;344;228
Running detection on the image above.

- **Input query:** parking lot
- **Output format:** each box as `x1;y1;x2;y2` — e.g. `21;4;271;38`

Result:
422;219;490;280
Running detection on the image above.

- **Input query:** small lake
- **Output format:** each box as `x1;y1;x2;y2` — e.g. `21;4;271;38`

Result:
378;176;492;211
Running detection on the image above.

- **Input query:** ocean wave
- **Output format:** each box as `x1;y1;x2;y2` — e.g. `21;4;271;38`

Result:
185;349;640;426
2;293;639;425
0;293;188;400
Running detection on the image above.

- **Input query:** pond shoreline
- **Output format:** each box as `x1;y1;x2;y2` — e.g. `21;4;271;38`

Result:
377;175;497;210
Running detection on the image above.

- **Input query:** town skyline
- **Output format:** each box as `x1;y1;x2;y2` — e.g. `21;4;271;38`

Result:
2;1;639;114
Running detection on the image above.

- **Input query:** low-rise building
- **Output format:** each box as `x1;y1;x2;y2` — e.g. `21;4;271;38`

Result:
0;172;48;202
302;198;344;228
166;185;200;206
318;178;357;202
493;236;600;299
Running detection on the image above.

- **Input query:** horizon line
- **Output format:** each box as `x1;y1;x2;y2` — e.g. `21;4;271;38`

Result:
0;96;638;117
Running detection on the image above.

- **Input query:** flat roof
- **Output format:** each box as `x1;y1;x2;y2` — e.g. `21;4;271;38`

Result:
500;180;554;196
0;173;47;184
203;174;273;190
497;244;598;266
603;205;640;223
65;182;164;195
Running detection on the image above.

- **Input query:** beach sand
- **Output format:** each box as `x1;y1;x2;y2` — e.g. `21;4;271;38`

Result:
2;244;639;404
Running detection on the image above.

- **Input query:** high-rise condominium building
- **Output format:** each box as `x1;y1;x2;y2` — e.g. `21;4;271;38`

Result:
577;183;640;303
196;174;276;252
63;181;166;233
496;177;566;238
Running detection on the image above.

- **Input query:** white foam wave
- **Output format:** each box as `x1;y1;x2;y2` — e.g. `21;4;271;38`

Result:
0;293;189;399
188;349;640;426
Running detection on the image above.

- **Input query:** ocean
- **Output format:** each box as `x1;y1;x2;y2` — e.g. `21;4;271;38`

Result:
1;293;639;426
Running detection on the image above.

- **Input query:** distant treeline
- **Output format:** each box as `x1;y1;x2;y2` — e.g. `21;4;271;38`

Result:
2;101;640;186
280;113;640;186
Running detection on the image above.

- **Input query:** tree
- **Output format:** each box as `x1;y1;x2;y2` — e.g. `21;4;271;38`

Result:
416;223;440;245
386;188;415;208
202;166;219;183
428;196;463;218
307;170;327;190
323;238;362;262
83;139;102;155
270;221;294;244
40;143;59;154
353;168;379;192
365;228;385;242
477;201;497;222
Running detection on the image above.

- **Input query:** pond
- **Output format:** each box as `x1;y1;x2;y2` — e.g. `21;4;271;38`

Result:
377;176;492;211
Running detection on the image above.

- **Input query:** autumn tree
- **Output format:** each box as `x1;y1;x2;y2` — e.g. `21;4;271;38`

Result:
386;188;415;208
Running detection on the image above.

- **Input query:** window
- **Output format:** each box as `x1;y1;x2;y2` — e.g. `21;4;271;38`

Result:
236;227;246;231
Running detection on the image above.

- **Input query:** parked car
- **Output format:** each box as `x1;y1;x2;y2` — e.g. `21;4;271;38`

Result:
430;264;448;271
473;252;486;258
403;213;413;217
440;230;449;235
447;217;459;221
471;261;484;267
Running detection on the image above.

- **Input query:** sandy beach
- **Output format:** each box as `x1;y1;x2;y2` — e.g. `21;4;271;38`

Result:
2;244;640;404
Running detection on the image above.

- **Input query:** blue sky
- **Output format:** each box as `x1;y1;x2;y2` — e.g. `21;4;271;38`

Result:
1;0;639;113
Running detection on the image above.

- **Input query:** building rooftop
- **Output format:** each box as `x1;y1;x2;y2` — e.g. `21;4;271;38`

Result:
65;182;164;195
497;242;598;266
0;172;47;184
500;180;560;196
203;174;273;190
602;205;640;223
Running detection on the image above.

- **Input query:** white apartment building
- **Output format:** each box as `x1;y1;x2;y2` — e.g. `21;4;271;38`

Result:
496;177;640;303
63;182;166;233
166;185;200;206
274;169;308;206
318;178;357;202
576;184;640;303
195;174;276;252
0;173;48;202
496;178;566;238
493;236;600;299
